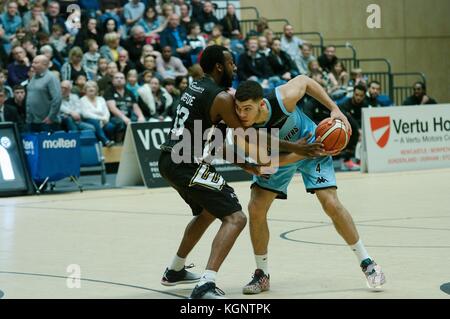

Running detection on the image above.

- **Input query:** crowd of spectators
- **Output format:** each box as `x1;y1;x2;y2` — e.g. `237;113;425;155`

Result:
0;0;438;152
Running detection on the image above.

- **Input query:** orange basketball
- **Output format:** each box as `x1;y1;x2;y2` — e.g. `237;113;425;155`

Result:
315;118;349;153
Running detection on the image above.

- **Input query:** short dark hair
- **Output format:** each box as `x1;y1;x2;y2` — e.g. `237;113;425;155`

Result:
200;45;228;74
13;84;25;91
235;80;263;102
369;80;381;87
354;84;367;93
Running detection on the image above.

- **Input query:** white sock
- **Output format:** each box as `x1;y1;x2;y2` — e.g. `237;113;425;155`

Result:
169;255;185;271
197;270;217;287
255;254;269;274
350;239;371;264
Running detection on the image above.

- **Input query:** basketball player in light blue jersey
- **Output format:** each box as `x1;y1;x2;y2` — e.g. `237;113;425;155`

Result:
234;76;386;294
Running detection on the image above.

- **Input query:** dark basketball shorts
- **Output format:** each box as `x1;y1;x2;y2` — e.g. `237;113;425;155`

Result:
158;151;242;218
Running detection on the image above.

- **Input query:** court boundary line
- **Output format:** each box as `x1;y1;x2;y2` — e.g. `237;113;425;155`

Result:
0;271;187;299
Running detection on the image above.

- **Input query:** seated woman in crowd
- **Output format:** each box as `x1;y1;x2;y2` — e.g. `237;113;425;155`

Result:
137;76;173;122
79;81;114;147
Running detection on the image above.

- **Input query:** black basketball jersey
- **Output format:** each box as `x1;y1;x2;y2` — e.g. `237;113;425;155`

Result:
163;76;225;161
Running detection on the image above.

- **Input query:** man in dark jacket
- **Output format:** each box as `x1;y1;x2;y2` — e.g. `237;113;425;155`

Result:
267;37;299;82
318;45;338;73
159;14;190;64
196;0;219;35
402;82;437;106
237;37;273;82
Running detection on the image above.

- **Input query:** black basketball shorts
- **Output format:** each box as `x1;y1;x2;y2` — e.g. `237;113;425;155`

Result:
158;151;242;218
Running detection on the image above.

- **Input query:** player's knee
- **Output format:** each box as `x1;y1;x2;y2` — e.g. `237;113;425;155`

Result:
226;211;247;230
321;197;343;218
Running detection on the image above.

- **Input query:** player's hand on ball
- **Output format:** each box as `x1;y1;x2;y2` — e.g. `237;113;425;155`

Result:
293;133;326;158
330;109;352;136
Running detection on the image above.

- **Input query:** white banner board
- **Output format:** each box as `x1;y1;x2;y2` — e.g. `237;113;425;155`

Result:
361;104;450;173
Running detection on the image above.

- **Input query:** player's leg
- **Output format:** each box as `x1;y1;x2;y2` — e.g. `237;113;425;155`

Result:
315;187;359;244
315;188;386;288
242;185;277;294
188;182;247;299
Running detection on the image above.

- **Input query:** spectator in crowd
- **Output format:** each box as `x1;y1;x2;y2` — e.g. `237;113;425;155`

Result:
179;3;191;31
159;13;190;63
138;54;162;82
281;24;303;70
220;3;241;39
196;0;219;35
100;32;124;63
160;3;175;26
237;36;274;88
6;84;26;125
124;25;147;62
98;61;118;95
318;45;338;73
26;55;62;132
46;1;66;32
79;80;114;147
257;35;270;57
24;20;41;47
126;69;140;99
365;80;393;107
23;3;49;34
161;78;179;119
38;32;65;67
329;61;349;88
175;75;189;93
61;46;88;82
327;61;349;100
59;80;94;132
137;76;173;121
263;28;274;47
156;45;188;80
71;74;88;97
267;37;299;82
74;17;101;51
307;60;330;90
0;1;22;54
135;44;161;72
0;70;13;99
338;84;369;127
12;27;27;46
123;0;146;30
116;49;135;76
138;6;164;40
7;45;31;87
210;25;226;47
39;44;61;71
104;72;145;141
297;42;316;75
49;24;70;55
102;17;120;35
185;21;206;66
96;57;109;80
348;68;367;88
402;82;437;106
82;39;101;80
0;88;20;124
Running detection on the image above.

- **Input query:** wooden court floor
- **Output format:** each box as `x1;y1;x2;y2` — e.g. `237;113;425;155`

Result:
1;169;450;299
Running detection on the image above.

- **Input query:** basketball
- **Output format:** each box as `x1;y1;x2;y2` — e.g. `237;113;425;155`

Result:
315;118;349;153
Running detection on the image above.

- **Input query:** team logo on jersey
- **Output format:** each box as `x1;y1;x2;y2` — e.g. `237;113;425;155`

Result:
316;177;328;184
370;116;390;148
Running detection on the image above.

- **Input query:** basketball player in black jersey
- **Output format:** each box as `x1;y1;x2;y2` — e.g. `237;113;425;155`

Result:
158;46;324;299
